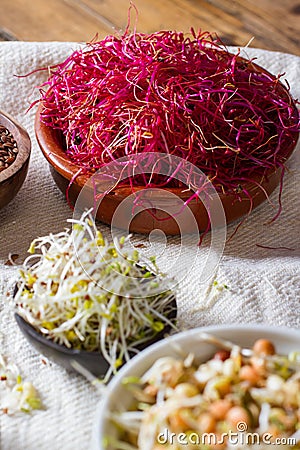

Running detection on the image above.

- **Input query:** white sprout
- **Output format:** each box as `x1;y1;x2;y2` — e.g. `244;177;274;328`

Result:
0;353;42;415
15;211;177;380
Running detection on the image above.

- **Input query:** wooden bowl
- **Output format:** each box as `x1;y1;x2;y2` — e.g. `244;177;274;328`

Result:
0;111;31;210
35;94;298;235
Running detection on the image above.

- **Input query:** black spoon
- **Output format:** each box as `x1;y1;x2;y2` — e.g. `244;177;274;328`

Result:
15;296;177;378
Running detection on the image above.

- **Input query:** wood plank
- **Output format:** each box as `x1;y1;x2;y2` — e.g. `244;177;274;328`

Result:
206;0;300;55
0;0;299;55
67;0;300;54
78;0;243;36
0;0;110;41
0;28;18;41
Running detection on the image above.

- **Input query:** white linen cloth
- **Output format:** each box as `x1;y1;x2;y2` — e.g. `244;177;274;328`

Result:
0;42;299;450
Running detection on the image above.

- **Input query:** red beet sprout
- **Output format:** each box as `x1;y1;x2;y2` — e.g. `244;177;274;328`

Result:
38;30;300;199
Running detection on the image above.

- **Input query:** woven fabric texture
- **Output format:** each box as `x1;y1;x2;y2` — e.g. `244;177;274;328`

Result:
0;42;299;450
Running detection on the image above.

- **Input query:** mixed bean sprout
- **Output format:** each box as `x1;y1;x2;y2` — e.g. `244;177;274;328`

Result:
111;336;300;449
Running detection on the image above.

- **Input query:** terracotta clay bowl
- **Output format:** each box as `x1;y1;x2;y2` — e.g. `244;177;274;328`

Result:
0;111;31;210
35;65;299;235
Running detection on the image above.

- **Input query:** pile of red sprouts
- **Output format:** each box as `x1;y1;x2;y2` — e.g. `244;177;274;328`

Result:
38;30;300;202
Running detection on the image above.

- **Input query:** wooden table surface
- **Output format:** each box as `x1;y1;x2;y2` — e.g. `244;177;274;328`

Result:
0;0;299;56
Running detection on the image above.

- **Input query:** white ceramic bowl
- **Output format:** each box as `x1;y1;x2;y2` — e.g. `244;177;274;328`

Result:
90;324;300;450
